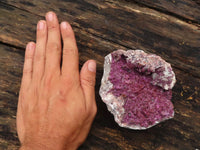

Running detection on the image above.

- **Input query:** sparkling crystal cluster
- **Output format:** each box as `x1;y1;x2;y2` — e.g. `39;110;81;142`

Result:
99;50;176;129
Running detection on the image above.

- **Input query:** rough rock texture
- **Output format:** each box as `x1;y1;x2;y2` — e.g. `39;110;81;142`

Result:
99;50;176;129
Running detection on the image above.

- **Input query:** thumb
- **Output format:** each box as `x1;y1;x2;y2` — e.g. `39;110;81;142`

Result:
80;60;96;108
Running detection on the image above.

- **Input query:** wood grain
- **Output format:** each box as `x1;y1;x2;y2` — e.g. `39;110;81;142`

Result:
0;0;200;77
0;0;200;149
130;0;200;24
0;44;23;150
0;42;200;149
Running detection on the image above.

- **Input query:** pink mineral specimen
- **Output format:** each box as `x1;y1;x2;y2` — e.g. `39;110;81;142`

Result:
99;50;176;130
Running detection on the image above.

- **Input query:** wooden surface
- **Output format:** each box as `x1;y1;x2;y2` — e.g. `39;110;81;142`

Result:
0;0;200;149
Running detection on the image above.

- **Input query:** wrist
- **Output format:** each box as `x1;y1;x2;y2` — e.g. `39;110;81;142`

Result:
20;143;78;150
20;143;51;150
19;138;79;150
20;138;62;150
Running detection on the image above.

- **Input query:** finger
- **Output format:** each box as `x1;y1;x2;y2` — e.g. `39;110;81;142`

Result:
45;11;61;75
21;42;35;89
60;22;79;80
33;20;47;80
16;99;25;143
80;60;96;109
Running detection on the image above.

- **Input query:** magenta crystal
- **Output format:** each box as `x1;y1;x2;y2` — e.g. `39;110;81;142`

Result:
99;50;176;129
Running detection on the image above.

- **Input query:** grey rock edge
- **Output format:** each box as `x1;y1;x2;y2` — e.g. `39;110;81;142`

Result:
99;49;176;130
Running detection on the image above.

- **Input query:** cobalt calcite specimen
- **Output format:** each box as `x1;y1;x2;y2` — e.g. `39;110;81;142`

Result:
99;50;176;130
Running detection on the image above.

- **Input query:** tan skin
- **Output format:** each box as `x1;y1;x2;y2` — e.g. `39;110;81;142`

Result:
17;12;97;150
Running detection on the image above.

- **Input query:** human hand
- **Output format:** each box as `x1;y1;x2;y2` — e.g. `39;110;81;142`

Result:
17;12;97;150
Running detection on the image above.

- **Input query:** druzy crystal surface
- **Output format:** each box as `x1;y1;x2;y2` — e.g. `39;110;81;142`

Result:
99;50;176;129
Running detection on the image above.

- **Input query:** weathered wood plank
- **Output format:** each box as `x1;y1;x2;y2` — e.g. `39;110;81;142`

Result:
0;44;23;150
0;1;200;149
130;0;200;24
0;0;200;78
0;31;200;149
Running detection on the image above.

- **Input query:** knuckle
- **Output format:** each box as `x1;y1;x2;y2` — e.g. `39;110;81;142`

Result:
34;53;45;62
23;68;32;74
25;54;34;60
62;47;76;55
37;31;46;38
63;27;74;36
47;43;60;52
48;24;58;31
81;76;95;87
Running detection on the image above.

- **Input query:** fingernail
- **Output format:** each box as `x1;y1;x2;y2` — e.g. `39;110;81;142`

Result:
61;22;68;29
47;12;54;21
88;61;96;73
27;42;35;50
38;21;44;30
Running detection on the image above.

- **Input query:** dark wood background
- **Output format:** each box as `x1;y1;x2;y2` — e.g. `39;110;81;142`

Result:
0;0;200;149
